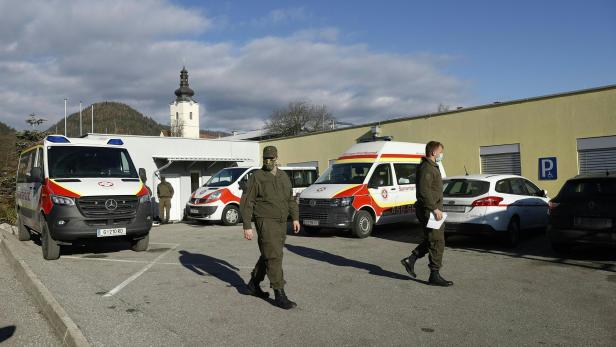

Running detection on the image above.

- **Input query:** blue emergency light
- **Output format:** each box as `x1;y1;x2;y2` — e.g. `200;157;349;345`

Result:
107;139;124;145
46;135;70;143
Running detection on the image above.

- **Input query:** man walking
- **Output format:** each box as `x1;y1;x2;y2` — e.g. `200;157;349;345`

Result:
401;141;454;286
240;146;301;309
157;176;174;224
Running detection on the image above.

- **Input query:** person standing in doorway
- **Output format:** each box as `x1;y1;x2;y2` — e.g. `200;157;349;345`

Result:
401;141;454;286
240;146;301;309
157;176;174;224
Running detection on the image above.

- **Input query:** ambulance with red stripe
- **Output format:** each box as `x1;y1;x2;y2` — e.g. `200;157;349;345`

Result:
299;141;446;238
185;166;317;225
15;135;152;260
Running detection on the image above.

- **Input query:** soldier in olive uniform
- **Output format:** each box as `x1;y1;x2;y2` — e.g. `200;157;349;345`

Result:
401;141;454;286
240;146;301;309
157;177;174;224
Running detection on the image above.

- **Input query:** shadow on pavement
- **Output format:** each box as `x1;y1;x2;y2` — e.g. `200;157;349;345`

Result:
0;325;16;343
178;250;249;295
285;244;409;280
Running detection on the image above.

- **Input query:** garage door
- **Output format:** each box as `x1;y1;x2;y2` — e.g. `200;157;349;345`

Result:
480;144;521;175
577;136;616;174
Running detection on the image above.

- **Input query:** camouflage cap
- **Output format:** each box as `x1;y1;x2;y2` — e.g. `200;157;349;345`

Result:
263;146;278;158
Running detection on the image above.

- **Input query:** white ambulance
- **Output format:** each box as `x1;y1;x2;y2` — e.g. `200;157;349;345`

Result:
298;140;446;238
185;166;318;225
15;135;152;260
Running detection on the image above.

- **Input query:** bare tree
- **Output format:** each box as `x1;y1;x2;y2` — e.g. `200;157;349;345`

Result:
265;101;335;137
170;117;185;137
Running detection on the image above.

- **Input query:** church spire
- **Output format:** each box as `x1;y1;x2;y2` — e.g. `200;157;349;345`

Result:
174;66;195;102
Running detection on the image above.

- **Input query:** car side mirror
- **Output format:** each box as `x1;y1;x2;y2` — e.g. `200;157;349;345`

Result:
540;189;548;198
30;167;43;183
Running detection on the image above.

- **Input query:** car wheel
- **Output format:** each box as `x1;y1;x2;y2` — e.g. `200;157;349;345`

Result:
131;234;149;252
303;226;321;236
351;210;373;239
16;212;31;241
221;205;240;226
41;222;60;260
504;217;520;247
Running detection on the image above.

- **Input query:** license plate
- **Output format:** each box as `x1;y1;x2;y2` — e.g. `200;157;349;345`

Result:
573;217;612;229
190;209;199;214
96;228;127;237
303;219;320;226
443;205;465;213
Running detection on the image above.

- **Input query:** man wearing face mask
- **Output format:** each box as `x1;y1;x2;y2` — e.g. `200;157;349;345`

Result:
240;146;301;309
401;141;454;286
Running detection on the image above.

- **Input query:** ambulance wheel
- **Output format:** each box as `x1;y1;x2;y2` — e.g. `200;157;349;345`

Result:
221;205;240;226
16;212;31;241
131;234;149;252
41;222;60;260
303;226;320;235
352;210;373;239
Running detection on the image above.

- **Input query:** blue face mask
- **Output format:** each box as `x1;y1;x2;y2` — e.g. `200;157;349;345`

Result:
435;153;444;163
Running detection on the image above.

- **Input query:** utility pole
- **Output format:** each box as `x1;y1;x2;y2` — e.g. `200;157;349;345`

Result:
64;98;68;136
91;104;94;133
79;101;83;136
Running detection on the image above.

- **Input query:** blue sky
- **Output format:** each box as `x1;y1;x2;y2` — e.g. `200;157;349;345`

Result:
0;0;614;131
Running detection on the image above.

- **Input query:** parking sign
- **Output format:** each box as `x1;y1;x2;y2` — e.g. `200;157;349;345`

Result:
539;157;557;180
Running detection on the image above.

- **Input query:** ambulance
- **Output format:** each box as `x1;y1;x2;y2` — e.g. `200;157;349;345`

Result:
185;166;317;225
298;141;446;238
15;135;152;260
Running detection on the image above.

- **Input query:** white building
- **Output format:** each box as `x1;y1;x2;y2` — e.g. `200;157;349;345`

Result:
169;67;200;139
85;134;260;221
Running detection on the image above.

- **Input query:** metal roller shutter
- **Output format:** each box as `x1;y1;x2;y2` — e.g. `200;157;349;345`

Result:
481;153;522;175
578;148;616;174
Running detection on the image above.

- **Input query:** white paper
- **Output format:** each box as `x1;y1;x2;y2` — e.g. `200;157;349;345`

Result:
426;212;447;229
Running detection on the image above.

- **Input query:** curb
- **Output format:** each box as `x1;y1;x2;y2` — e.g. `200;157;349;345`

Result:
0;225;90;347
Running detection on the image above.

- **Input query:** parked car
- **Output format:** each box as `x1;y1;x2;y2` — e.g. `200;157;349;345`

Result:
298;140;445;238
547;173;616;253
15;135;152;260
442;174;549;246
186;166;317;225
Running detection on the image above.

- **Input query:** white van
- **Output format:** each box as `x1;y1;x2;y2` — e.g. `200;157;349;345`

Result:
186;166;318;225
15;135;152;260
298;141;446;238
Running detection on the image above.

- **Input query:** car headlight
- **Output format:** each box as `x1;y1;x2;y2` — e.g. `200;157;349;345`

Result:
332;197;354;207
139;193;150;204
51;195;75;206
206;191;222;203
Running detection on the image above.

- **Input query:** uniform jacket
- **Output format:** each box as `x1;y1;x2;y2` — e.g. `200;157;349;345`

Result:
415;157;443;211
157;182;174;198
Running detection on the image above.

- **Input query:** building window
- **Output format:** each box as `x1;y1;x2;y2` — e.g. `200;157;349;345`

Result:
190;112;192;120
577;136;616;174
480;144;521;175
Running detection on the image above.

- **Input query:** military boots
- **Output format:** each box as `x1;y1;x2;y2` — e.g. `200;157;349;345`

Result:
247;278;269;299
428;271;454;287
274;289;297;310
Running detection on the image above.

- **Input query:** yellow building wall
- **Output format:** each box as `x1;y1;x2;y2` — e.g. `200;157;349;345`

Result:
261;87;616;196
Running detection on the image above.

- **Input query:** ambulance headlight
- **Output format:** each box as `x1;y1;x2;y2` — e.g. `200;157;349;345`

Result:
51;195;75;206
205;191;222;203
139;193;150;204
332;197;354;207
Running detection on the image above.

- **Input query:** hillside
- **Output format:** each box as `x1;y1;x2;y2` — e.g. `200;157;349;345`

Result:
0;121;15;135
47;101;164;136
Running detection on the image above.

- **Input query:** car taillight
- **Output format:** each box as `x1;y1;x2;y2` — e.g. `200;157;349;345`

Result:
548;201;560;215
471;196;504;207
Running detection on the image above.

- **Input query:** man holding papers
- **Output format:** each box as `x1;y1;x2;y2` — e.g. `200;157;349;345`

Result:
401;141;454;287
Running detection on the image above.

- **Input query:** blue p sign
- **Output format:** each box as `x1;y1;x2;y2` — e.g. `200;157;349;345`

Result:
539;157;557;180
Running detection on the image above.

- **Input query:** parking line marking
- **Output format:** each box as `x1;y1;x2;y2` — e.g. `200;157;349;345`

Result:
62;256;255;268
102;244;179;297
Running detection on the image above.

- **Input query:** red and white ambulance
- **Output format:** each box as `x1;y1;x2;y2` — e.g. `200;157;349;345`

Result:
298;140;446;238
185;166;317;225
15;135;152;260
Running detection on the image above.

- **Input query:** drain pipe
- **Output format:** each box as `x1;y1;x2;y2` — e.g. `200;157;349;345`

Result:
152;159;174;186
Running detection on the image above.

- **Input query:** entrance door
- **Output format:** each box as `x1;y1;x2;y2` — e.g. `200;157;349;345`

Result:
190;171;200;194
161;176;182;221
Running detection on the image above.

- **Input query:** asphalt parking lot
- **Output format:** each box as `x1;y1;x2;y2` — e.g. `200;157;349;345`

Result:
2;222;616;346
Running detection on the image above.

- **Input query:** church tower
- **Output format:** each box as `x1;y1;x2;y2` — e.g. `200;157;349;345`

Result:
170;67;200;138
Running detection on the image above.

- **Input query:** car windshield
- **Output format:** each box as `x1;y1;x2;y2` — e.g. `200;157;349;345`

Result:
443;179;490;197
48;146;138;178
315;163;372;184
205;168;248;187
558;178;616;198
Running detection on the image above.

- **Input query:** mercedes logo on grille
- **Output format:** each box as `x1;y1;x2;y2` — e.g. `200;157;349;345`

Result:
309;200;317;207
105;199;118;211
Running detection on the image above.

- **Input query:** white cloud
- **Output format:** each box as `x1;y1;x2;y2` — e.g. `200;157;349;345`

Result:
250;7;310;27
0;0;468;132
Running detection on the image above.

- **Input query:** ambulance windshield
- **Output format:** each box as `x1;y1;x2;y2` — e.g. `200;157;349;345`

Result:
205;167;248;187
315;163;372;184
48;146;138;179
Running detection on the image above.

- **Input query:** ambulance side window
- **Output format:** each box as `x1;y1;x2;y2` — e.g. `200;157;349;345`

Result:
369;164;392;187
17;152;32;183
393;163;418;185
